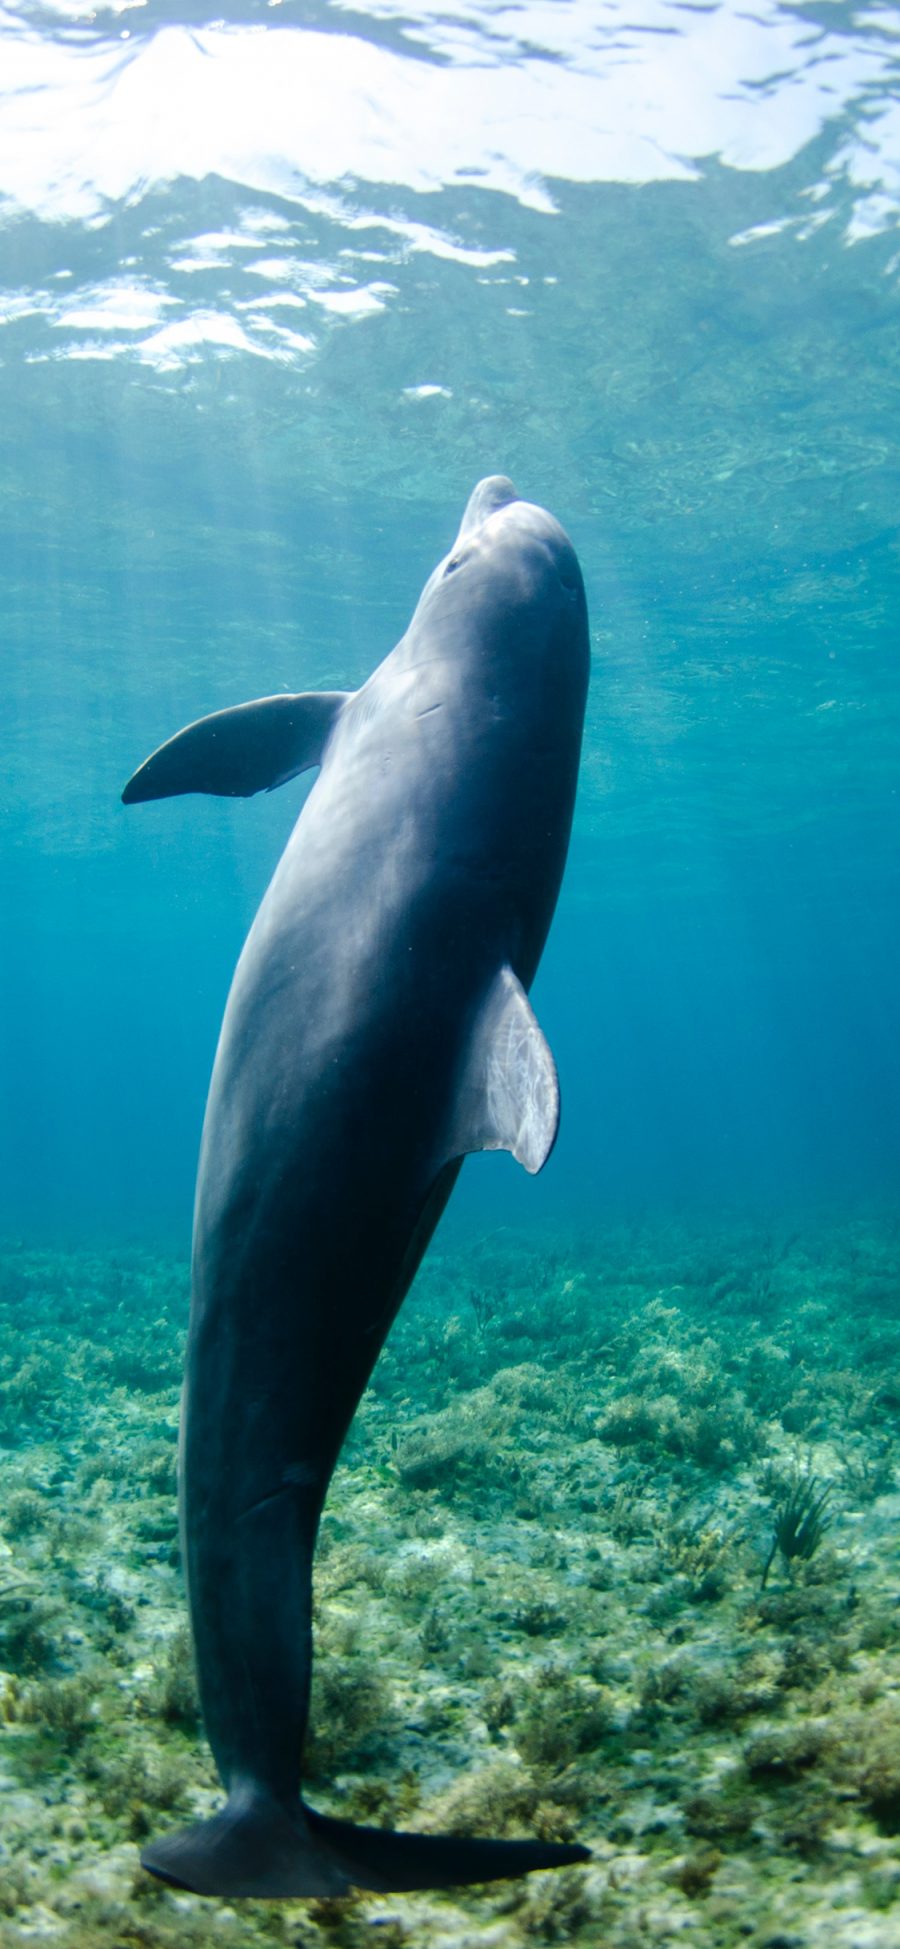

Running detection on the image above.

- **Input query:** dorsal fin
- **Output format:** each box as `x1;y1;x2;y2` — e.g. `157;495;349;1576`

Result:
122;692;351;804
445;966;559;1175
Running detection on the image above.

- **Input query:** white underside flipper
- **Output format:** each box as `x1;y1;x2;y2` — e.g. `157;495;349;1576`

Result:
447;965;560;1175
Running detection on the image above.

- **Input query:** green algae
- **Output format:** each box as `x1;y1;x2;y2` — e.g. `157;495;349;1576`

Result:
0;1212;897;1947
760;1468;834;1589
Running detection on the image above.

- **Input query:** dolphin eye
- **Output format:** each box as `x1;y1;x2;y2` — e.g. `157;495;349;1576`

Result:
444;553;463;575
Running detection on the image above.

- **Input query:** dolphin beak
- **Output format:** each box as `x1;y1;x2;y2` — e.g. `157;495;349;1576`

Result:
457;476;519;539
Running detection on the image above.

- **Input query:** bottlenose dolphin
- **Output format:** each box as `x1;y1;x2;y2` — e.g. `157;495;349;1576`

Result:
123;476;590;1899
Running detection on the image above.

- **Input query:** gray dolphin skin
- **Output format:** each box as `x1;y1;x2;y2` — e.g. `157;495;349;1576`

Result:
122;477;590;1899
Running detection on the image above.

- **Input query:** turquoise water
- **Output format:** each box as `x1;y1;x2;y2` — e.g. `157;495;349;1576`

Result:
2;0;899;1243
2;10;900;1943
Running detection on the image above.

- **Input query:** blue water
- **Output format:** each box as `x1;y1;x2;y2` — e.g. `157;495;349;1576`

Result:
1;0;898;1245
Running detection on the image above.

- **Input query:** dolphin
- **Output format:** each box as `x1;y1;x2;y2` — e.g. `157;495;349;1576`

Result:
122;476;590;1899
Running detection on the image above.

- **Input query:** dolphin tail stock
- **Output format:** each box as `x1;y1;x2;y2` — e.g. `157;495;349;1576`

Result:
141;1791;590;1898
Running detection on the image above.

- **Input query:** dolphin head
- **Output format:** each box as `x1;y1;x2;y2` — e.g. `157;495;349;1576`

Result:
436;475;586;642
406;475;588;718
443;476;583;601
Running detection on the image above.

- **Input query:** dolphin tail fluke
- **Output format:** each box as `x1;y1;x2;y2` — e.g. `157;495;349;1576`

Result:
141;1793;590;1898
305;1805;590;1893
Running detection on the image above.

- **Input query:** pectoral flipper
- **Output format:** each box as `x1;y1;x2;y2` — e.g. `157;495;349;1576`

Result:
122;691;351;803
447;965;560;1175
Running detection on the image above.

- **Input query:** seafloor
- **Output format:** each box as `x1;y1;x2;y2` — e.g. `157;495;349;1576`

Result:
0;1212;898;1948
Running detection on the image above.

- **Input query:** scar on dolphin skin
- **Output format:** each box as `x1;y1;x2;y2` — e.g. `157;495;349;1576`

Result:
122;476;591;1899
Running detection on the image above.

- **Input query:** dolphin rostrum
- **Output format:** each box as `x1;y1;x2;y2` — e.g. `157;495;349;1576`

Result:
123;476;590;1898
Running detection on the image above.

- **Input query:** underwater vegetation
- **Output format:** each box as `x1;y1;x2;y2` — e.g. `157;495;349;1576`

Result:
760;1467;834;1589
0;1210;897;1944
